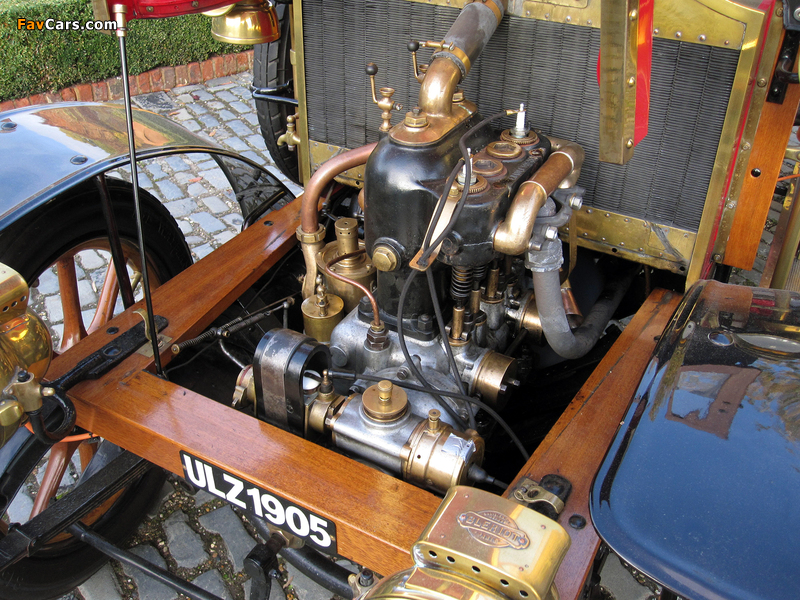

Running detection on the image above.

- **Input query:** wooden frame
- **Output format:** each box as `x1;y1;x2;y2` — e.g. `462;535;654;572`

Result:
48;196;683;598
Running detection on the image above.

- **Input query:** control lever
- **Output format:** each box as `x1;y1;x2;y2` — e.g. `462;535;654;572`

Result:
366;63;402;132
408;39;455;83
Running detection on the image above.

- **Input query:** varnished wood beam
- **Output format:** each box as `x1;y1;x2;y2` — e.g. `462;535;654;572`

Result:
505;289;682;600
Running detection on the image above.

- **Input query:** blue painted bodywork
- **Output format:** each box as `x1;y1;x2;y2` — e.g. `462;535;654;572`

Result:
591;280;800;600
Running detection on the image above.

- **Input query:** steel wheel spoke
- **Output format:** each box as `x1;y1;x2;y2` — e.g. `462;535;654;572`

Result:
57;257;87;351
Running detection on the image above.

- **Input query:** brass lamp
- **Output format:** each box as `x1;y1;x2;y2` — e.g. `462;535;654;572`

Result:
209;0;280;45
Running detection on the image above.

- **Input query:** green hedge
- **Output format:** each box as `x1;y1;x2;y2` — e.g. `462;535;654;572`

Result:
0;0;249;102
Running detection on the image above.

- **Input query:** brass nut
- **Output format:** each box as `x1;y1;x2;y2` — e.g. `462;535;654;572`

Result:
296;224;326;244
372;245;399;272
404;110;429;128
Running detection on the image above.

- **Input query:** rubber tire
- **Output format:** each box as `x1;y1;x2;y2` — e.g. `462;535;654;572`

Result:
253;3;300;185
0;179;192;600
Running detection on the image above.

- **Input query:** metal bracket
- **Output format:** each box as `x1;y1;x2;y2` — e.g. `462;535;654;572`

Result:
49;315;168;391
768;30;800;104
251;81;299;107
511;475;573;520
784;0;800;32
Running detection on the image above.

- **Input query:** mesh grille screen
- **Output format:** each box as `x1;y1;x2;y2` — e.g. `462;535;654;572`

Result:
302;0;740;231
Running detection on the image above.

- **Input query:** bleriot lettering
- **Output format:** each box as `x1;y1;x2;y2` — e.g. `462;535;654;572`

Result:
457;510;530;549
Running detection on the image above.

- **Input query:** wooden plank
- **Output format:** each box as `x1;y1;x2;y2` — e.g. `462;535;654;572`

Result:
725;40;800;269
72;371;439;575
47;197;440;575
48;197;302;381
504;289;683;600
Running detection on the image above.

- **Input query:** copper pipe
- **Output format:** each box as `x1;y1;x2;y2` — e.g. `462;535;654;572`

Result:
493;141;584;255
301;143;377;234
325;250;381;327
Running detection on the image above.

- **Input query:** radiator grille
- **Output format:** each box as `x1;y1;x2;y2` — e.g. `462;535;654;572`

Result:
302;0;739;232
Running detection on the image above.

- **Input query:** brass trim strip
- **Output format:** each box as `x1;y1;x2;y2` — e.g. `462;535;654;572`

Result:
310;142;366;187
566;209;697;274
409;0;751;49
705;6;786;272
293;0;312;183
687;1;771;284
598;0;639;164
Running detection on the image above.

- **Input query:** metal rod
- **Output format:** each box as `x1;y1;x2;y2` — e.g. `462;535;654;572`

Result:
114;5;165;377
95;173;135;308
68;523;225;600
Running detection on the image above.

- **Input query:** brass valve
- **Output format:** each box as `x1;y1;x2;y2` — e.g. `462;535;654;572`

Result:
277;113;301;151
366;63;402;132
408;39;456;83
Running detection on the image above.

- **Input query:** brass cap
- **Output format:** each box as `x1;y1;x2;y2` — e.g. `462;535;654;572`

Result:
372;245;399;272
362;380;408;421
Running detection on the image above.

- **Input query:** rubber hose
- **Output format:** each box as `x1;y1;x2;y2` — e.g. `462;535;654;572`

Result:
532;267;635;360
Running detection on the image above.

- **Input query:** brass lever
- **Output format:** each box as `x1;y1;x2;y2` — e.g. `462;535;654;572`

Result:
408;39;455;83
366;63;403;132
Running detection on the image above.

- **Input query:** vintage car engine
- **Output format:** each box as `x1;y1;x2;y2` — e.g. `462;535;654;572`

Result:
234;0;630;495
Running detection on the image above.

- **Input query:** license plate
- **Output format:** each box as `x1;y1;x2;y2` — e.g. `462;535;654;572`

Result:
180;451;337;553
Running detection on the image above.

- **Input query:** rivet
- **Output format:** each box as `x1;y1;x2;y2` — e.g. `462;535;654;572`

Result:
757;78;767;87
526;10;531;16
624;218;630;222
620;242;625;246
653;28;660;34
724;40;730;45
587;19;592;25
627;76;635;86
777;6;784;16
698;34;706;42
675;31;682;38
605;213;610;217
566;15;571;22
713;254;722;262
544;13;550;19
602;237;606;241
146;5;153;11
626;138;634;148
629;9;637;20
568;514;587;530
638;247;643;251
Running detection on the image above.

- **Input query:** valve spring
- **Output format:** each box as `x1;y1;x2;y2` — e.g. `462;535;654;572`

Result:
472;264;489;288
450;266;473;304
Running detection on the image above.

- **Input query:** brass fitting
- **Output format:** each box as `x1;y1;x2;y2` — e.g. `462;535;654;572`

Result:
302;281;344;343
362;380;408;421
404;107;429;128
372;245;399;272
316;219;377;312
277;114;301;150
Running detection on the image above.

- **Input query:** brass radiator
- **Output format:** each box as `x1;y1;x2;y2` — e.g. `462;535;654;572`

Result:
295;0;766;276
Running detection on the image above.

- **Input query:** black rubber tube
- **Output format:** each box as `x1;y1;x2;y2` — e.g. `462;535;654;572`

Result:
532;266;636;360
250;518;354;599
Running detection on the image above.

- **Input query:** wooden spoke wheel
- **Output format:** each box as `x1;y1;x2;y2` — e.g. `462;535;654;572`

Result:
0;178;192;599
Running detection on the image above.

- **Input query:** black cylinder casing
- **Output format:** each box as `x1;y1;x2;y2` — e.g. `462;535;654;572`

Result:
364;114;489;317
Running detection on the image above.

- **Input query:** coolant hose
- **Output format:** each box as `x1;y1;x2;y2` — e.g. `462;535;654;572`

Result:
532;267;635;360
